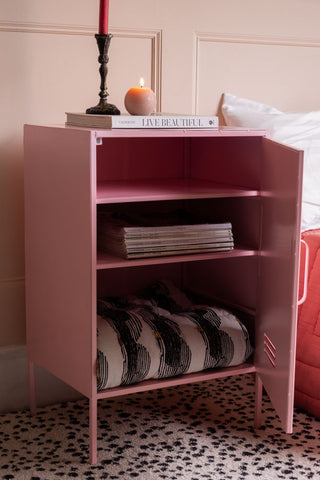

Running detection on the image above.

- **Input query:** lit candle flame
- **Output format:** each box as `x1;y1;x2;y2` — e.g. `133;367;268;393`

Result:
139;77;145;87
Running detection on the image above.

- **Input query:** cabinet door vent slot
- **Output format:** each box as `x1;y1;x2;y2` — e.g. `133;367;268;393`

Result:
264;333;276;368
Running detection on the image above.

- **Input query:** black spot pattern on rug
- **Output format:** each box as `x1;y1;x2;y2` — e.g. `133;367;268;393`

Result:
0;375;319;479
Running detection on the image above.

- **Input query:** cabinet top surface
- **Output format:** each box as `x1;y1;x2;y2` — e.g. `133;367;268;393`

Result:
25;124;268;139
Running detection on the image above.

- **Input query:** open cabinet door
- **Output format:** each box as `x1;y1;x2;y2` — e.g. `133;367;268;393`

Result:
255;138;303;432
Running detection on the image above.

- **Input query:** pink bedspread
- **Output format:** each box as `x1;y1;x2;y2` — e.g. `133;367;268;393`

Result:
295;230;320;418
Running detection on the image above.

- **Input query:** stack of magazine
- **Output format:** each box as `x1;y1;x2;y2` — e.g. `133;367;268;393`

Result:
97;210;234;259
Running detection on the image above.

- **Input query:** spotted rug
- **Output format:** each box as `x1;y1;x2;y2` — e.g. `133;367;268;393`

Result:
0;374;319;479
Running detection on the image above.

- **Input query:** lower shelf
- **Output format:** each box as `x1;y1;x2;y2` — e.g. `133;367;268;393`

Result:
96;247;257;270
96;363;256;400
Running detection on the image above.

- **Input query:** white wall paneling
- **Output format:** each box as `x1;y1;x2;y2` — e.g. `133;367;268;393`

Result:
195;32;320;116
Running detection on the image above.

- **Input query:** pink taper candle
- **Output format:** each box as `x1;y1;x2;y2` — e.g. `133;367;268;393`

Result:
99;0;109;34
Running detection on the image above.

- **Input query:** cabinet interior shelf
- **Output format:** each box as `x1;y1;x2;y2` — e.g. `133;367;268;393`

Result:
97;363;256;400
96;246;257;270
96;178;260;204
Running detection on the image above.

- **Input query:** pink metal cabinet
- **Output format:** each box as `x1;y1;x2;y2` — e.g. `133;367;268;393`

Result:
24;126;303;464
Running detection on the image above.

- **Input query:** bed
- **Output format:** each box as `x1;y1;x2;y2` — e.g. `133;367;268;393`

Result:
221;93;320;419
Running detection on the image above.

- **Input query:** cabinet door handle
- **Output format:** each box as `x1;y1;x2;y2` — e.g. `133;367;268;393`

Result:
298;239;309;306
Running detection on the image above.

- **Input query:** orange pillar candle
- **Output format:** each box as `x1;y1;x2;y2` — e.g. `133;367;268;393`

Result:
124;78;157;115
99;0;109;34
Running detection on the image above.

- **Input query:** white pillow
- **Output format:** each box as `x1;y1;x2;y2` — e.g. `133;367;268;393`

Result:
222;93;320;232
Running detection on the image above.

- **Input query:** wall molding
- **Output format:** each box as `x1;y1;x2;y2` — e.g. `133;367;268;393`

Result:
193;31;320;114
195;31;320;49
0;21;162;109
0;20;94;35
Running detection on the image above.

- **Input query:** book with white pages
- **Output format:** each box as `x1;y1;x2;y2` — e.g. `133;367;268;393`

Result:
65;112;219;129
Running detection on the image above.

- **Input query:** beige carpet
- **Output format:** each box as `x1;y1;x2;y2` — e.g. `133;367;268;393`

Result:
0;374;319;479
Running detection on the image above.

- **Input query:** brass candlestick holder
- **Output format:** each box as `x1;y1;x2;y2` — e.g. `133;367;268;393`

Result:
86;33;120;115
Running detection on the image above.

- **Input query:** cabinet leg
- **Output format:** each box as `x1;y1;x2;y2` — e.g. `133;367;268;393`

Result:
254;373;263;429
28;359;37;416
89;398;98;465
